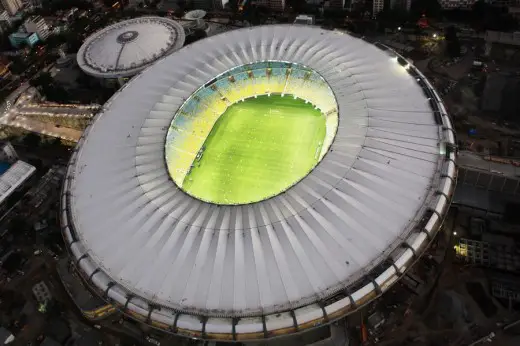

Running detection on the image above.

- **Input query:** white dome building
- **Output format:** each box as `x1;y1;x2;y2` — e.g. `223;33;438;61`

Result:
76;17;185;81
63;25;456;341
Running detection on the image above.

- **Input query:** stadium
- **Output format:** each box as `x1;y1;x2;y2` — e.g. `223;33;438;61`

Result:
61;25;456;341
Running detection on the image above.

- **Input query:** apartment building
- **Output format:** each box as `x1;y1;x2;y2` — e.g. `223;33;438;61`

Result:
0;0;23;16
23;15;50;40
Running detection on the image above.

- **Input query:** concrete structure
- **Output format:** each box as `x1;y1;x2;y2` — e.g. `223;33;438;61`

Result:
182;10;210;35
455;234;520;272
23;15;50;40
0;160;36;206
256;0;285;11
373;0;385;15
452;151;520;217
76;17;185;80
61;26;456;341
8;32;39;48
294;14;315;25
0;0;22;15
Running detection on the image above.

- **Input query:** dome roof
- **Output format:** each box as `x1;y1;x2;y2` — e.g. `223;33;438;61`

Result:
77;17;185;78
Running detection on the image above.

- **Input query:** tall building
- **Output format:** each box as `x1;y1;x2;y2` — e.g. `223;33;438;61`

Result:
373;0;385;14
23;15;50;40
391;0;411;11
0;0;23;15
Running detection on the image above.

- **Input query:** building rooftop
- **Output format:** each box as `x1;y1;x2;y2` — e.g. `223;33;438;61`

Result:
76;17;185;79
0;160;36;205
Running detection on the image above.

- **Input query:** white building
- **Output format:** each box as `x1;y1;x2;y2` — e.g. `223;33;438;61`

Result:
23;16;51;40
0;0;22;16
0;160;36;207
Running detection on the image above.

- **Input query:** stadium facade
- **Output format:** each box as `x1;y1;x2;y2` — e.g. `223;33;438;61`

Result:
76;17;185;82
62;26;457;341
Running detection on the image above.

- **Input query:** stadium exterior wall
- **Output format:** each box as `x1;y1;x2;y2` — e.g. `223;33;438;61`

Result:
60;45;457;341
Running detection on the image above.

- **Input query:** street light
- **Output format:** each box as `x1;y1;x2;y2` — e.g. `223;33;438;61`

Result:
433;33;438;39
397;27;401;31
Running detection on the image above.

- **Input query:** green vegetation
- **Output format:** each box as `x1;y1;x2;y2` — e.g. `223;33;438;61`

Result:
182;95;326;205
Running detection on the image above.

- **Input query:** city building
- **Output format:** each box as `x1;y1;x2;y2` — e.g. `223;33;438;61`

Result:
24;0;44;8
486;0;519;7
0;10;12;26
256;0;285;11
76;17;185;84
8;31;39;48
0;160;36;209
0;142;18;162
373;0;385;15
490;273;520;305
23;15;51;40
61;26;456;341
294;14;315;25
455;234;520;272
0;0;22;16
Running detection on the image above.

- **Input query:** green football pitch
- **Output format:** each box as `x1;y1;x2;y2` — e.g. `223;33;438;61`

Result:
182;95;326;205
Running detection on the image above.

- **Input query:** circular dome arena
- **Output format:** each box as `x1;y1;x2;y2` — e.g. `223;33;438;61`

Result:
76;17;185;79
62;26;456;341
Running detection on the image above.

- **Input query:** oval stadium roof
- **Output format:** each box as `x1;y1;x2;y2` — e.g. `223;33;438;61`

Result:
62;25;456;341
76;17;185;79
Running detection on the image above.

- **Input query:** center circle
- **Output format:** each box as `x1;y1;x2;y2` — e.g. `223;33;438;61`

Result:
165;61;338;205
116;30;139;43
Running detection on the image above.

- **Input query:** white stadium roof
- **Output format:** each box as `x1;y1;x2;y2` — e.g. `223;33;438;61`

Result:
76;17;185;79
62;25;456;340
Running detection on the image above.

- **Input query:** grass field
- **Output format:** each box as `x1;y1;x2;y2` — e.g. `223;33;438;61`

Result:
181;95;326;205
